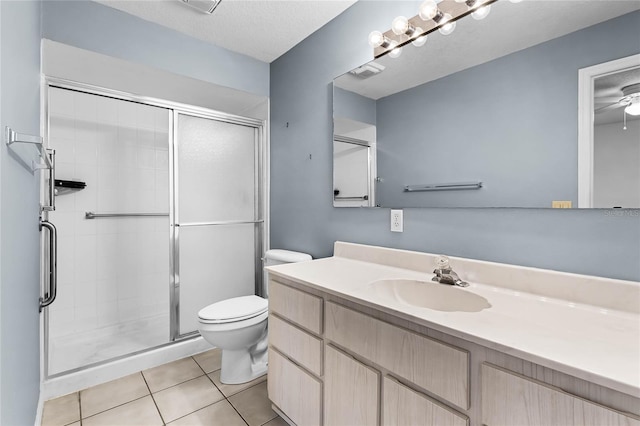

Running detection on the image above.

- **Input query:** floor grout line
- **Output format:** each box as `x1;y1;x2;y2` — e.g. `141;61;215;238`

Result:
141;371;167;425
77;390;82;426
79;395;149;423
225;394;251;426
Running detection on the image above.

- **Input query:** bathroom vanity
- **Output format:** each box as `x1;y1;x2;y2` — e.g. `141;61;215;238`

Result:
266;242;640;426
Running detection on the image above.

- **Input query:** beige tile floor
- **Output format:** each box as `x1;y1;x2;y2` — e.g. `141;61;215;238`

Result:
42;349;288;426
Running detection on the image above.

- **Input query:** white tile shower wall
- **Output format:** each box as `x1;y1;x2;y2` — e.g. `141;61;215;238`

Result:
47;87;170;372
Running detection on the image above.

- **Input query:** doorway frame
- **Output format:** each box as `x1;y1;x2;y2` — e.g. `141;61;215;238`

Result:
577;54;640;208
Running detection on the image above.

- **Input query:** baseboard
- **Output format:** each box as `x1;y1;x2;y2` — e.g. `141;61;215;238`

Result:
34;388;44;426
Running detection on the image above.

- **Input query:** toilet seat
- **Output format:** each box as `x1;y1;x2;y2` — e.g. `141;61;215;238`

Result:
198;295;268;324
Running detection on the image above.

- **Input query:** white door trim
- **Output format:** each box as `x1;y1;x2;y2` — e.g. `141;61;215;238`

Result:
577;54;640;208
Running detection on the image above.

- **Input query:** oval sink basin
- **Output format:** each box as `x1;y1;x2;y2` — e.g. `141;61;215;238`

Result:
368;279;491;312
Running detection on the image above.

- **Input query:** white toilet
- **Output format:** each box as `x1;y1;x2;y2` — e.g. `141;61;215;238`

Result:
197;249;312;384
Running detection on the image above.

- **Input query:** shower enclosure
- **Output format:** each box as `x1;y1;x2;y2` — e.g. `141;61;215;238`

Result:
43;81;265;377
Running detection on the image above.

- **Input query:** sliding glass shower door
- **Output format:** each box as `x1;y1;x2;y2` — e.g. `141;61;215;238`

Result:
46;86;172;375
173;112;263;337
44;82;266;377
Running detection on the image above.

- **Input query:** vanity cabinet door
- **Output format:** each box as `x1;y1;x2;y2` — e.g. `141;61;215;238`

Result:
324;345;379;426
268;348;322;426
481;364;640;426
383;377;468;426
325;301;469;409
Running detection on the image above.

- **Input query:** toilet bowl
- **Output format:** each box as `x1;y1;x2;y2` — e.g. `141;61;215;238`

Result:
197;249;311;384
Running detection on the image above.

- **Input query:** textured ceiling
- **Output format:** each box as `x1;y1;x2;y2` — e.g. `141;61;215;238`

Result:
95;0;357;63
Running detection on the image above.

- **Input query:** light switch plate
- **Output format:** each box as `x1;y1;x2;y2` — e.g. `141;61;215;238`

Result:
391;209;403;232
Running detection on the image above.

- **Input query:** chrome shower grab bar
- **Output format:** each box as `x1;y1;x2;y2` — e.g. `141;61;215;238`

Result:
85;212;170;219
404;182;483;192
40;220;57;312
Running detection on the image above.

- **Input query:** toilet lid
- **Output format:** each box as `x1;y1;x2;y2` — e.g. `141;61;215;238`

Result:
198;295;268;323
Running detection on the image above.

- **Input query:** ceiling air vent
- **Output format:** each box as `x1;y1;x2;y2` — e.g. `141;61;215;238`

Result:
180;0;222;14
349;62;385;79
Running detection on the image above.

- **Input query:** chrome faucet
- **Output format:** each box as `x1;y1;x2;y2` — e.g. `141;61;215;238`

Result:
432;255;469;287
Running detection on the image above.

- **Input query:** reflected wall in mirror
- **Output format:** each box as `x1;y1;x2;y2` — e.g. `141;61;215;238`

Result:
333;1;640;208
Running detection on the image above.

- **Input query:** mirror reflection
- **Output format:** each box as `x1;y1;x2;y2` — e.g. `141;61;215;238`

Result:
592;67;640;208
333;1;640;208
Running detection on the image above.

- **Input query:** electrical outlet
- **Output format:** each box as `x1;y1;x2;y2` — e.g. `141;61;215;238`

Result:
391;209;403;232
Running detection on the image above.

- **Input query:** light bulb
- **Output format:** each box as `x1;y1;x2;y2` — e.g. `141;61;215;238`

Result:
471;4;491;20
625;100;640;116
438;14;456;35
392;16;409;35
411;28;427;47
368;30;384;48
389;46;403;58
419;0;439;20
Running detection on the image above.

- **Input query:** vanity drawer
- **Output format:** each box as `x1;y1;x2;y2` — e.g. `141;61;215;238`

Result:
268;347;322;426
325;301;469;409
383;376;468;426
269;280;323;335
481;363;640;426
269;314;323;376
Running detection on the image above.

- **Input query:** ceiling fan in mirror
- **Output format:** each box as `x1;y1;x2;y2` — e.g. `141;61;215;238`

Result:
595;82;640;129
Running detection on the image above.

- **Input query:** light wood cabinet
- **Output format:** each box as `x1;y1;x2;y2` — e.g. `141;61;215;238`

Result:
267;348;322;426
267;278;639;426
269;280;323;334
482;363;640;426
383;376;468;426
269;314;323;376
324;345;379;426
325;301;469;409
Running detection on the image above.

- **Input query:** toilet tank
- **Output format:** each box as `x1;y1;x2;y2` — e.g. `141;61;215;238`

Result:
263;249;311;297
264;249;312;267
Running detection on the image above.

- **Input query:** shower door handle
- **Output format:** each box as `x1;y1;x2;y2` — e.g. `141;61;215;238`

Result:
39;219;57;312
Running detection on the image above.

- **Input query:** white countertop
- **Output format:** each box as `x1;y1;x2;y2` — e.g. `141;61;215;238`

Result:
266;243;640;397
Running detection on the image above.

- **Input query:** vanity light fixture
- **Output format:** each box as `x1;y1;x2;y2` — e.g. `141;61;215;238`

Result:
471;5;492;20
456;0;492;20
369;0;522;59
368;30;393;49
389;44;403;58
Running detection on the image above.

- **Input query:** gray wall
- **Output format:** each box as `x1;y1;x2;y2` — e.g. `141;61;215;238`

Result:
377;11;640;208
334;87;376;126
42;0;269;97
0;1;42;424
270;1;640;281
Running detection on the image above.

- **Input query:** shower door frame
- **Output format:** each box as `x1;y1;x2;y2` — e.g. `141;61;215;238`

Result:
171;110;266;340
41;77;268;379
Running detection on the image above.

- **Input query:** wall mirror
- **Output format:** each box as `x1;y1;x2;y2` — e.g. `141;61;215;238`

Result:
333;1;640;208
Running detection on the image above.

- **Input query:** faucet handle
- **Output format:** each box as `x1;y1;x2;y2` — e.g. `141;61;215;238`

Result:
435;255;451;270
